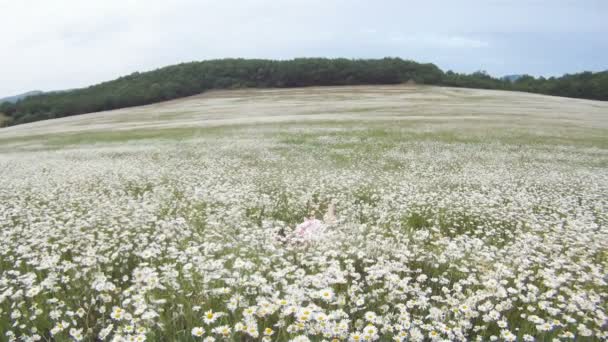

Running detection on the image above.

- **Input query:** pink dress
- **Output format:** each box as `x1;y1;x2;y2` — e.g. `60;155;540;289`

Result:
294;218;326;240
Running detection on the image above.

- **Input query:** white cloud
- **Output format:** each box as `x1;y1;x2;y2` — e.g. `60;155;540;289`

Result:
433;36;489;49
388;34;488;48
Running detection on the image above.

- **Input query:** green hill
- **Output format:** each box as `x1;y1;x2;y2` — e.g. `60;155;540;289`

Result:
0;58;606;127
0;90;43;104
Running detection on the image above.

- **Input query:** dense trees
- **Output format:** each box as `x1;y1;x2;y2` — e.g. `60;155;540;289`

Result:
443;70;510;90
511;72;608;100
442;70;608;101
1;58;606;126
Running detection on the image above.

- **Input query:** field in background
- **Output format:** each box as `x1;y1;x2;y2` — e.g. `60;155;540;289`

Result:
2;85;607;148
1;85;607;341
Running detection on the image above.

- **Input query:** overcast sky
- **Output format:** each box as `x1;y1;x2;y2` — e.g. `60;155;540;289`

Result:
1;0;606;97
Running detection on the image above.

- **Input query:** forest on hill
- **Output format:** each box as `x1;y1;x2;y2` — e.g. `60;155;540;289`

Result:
1;58;607;126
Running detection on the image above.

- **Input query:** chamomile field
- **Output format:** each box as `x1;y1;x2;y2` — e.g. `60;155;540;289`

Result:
0;85;607;341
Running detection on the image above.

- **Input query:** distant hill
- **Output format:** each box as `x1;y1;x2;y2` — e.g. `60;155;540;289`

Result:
0;58;445;126
0;90;43;104
502;74;524;82
0;58;606;127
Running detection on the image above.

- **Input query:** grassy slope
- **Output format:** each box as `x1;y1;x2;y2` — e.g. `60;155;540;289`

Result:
0;85;607;150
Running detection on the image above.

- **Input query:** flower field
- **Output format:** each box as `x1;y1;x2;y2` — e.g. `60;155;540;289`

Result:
0;86;607;341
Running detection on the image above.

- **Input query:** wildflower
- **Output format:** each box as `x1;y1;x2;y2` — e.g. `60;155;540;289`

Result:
559;331;575;339
191;327;205;337
319;288;335;302
141;310;158;320
26;286;41;298
50;310;62;320
364;311;377;322
76;308;86;318
50;321;69;335
203;310;219;324
291;336;311;342
350;332;363;341
110;307;125;320
536;322;552;332
212;325;231;337
69;328;83;341
246;324;259;338
99;325;114;340
363;325;379;340
501;329;516;342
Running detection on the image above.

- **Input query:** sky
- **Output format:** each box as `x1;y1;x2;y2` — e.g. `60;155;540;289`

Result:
1;0;607;97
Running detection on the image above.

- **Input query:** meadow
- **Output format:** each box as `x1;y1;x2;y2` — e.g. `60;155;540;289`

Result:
0;85;607;341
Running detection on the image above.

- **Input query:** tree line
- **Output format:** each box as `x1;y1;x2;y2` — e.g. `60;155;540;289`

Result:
1;58;606;126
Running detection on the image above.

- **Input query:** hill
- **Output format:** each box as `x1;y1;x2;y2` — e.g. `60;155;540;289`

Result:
501;74;524;82
0;90;43;104
0;58;606;127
